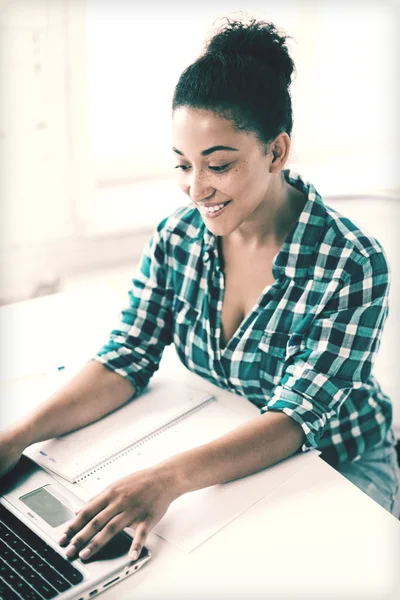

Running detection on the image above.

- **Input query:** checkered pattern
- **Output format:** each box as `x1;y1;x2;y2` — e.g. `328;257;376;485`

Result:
95;170;392;465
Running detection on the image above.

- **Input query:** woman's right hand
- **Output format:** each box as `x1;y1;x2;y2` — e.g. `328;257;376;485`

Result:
0;428;26;478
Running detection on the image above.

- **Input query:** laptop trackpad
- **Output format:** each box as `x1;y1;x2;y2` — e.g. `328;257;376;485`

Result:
20;484;134;561
20;485;75;527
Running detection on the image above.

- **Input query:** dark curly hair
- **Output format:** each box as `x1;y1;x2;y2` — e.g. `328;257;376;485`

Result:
172;18;295;147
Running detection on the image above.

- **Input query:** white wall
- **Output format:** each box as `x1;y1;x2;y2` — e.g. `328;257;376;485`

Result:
0;0;398;303
0;0;76;300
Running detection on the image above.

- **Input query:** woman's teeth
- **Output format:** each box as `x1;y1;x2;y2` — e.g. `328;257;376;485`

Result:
201;201;230;216
206;203;226;213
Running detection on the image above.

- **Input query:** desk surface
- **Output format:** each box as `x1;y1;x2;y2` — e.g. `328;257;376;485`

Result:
1;290;400;600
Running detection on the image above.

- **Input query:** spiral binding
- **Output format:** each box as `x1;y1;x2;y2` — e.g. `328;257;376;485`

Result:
76;398;213;483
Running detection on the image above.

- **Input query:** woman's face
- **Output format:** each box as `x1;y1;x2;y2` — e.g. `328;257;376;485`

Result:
172;107;275;237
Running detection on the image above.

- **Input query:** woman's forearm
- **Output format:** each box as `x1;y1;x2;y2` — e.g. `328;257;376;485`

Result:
163;411;306;495
10;361;135;449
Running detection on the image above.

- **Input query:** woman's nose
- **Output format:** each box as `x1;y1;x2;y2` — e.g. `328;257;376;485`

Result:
188;171;215;203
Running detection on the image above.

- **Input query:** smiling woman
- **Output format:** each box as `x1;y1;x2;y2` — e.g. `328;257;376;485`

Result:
1;16;399;565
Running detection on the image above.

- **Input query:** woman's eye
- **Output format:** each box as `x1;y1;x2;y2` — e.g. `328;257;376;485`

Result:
174;163;232;172
174;164;191;171
209;164;231;172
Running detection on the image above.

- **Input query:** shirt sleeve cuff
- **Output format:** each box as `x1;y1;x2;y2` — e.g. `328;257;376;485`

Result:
261;385;327;450
92;353;149;396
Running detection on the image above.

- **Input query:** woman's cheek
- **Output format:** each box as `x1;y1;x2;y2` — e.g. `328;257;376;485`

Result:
177;175;189;196
225;169;249;198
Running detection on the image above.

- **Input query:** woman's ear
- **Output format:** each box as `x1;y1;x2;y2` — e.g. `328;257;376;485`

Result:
269;132;291;173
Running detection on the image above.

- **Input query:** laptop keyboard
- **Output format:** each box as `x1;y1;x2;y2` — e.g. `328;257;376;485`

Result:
0;503;84;600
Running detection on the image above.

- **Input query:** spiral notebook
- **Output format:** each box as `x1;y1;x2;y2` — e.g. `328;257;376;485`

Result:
24;381;219;484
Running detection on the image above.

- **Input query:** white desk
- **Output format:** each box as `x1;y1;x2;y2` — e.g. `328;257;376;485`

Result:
1;290;400;600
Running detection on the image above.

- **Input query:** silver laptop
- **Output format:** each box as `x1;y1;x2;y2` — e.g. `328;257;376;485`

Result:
0;456;151;599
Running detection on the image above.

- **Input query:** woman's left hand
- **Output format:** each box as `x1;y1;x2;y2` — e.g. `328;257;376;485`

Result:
59;465;179;561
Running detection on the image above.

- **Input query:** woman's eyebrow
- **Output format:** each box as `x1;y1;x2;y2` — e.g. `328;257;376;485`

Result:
172;145;239;157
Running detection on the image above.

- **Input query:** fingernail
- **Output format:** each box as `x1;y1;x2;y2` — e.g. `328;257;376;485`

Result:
79;548;91;560
129;550;139;561
58;534;68;546
66;545;76;557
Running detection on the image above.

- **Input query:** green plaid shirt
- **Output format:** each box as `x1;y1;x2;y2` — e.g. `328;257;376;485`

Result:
96;170;392;465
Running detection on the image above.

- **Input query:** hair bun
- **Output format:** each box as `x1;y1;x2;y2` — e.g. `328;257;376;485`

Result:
205;18;294;86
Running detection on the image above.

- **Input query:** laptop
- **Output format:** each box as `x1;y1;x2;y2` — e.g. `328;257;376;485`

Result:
0;456;151;600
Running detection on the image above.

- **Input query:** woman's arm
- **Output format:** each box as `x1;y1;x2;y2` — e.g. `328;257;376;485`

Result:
168;410;305;494
60;410;304;562
0;361;135;475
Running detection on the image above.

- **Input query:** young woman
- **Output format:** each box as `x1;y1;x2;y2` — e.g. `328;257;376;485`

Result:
1;19;399;562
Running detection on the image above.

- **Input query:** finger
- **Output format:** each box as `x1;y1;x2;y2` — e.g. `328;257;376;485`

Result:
64;505;121;558
78;514;127;561
128;521;149;561
59;494;109;546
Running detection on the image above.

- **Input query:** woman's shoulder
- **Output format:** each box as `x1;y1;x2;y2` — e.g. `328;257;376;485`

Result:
286;170;389;283
323;203;385;260
320;203;390;287
287;170;384;258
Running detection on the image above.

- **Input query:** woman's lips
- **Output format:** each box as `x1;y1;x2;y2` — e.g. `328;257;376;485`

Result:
199;200;231;218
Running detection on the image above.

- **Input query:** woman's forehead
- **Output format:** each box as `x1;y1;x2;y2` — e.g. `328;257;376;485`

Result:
172;107;254;153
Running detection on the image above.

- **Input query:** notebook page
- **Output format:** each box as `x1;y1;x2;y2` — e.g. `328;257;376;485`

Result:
78;401;245;487
25;381;213;482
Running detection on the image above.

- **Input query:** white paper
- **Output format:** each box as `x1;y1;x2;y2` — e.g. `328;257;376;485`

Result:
25;381;213;481
153;450;320;552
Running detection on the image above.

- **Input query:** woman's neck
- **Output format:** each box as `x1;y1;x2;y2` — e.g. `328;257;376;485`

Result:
227;175;305;250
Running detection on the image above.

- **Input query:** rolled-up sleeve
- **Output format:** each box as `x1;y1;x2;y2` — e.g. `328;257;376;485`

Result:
94;219;172;394
262;250;390;450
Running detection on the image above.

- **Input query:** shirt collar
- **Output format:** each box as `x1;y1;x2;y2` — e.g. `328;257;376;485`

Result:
272;170;327;281
202;228;216;262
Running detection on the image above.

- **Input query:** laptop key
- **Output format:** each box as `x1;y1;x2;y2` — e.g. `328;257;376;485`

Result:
3;551;24;572
23;572;58;599
45;573;72;593
1;578;42;600
4;535;24;553
39;545;84;585
17;555;72;593
4;530;31;554
19;591;43;600
0;506;84;587
26;551;44;569
0;527;12;544
31;562;72;593
0;557;10;581
0;540;13;560
0;559;42;598
0;579;21;600
1;545;58;599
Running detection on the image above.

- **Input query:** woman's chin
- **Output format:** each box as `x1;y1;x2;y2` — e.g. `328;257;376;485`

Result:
202;218;236;237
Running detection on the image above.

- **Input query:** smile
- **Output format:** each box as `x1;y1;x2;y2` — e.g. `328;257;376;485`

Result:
199;201;231;218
